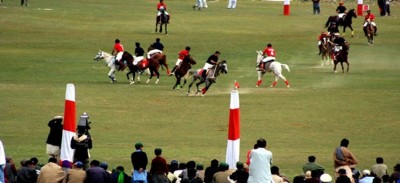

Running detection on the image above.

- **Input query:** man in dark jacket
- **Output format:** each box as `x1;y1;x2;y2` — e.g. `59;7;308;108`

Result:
46;116;63;160
131;142;148;183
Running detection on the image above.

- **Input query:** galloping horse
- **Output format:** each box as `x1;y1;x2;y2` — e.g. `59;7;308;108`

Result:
122;51;169;84
186;60;228;96
256;51;290;88
333;44;350;73
325;9;357;37
155;8;169;34
93;51;123;83
320;37;333;66
172;56;196;90
365;20;375;45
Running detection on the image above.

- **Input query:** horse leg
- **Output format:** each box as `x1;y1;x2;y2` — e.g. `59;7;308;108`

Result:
277;73;289;88
108;68;116;83
346;61;350;72
343;26;346;37
159;23;163;33
195;80;205;95
155;17;159;33
349;25;354;37
165;23;168;34
256;70;263;87
333;61;338;73
187;78;197;95
154;70;160;84
340;62;345;73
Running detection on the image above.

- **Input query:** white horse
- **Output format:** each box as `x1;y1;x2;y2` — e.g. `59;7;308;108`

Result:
256;51;290;88
94;51;120;83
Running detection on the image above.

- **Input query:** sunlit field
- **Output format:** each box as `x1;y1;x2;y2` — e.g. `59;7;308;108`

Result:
0;0;399;178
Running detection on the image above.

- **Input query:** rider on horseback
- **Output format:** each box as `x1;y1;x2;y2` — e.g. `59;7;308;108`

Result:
170;46;191;76
258;43;276;72
331;33;348;60
318;31;330;55
111;39;125;71
336;1;347;25
202;51;220;80
133;42;145;66
147;38;164;60
157;0;170;23
363;10;378;36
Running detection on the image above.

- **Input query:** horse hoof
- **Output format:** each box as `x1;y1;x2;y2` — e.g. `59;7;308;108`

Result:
130;81;135;84
334;70;338;73
287;85;290;88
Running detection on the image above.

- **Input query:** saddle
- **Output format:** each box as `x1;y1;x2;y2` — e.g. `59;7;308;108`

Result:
115;59;126;71
137;59;149;70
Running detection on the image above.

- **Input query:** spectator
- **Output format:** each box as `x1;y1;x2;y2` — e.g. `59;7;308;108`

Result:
70;126;93;169
5;156;17;183
246;144;258;167
174;162;186;183
303;156;325;177
229;162;249;183
312;0;320;15
337;168;352;183
150;148;168;183
111;166;131;183
86;160;110;183
212;162;231;183
61;160;72;173
29;157;41;174
0;140;5;183
46;116;63;160
131;142;148;183
388;164;400;183
306;170;321;183
37;157;65;183
247;138;273;183
333;138;358;183
382;175;389;183
372;157;388;179
17;160;38;183
196;163;205;181
359;170;375;183
63;161;86;183
204;159;219;183
320;173;333;183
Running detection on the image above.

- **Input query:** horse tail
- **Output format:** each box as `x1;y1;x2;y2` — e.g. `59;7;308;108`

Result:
281;64;290;72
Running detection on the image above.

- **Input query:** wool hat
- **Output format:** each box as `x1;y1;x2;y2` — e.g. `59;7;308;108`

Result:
62;160;72;168
135;142;143;149
74;161;83;168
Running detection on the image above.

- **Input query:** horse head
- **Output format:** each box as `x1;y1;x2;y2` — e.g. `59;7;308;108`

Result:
184;56;196;65
217;60;228;75
348;9;357;18
256;51;264;63
94;51;105;61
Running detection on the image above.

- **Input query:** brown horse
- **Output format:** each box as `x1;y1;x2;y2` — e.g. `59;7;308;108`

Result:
122;51;169;84
172;56;196;90
320;37;333;66
333;44;350;73
365;20;375;45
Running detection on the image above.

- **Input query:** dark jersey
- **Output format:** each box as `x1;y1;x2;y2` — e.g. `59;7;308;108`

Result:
336;6;346;13
333;37;346;46
152;42;164;51
206;54;218;65
135;47;145;57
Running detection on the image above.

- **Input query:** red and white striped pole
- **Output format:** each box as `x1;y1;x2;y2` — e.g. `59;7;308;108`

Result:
357;0;363;16
226;87;240;169
60;84;76;163
283;0;290;16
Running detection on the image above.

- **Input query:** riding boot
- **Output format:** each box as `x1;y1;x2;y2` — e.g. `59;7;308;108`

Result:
202;69;207;79
318;45;322;55
169;66;177;76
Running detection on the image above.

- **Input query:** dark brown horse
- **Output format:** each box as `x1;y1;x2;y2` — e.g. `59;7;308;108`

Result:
172;56;196;90
325;9;357;37
155;9;169;34
122;51;169;84
333;44;350;73
365;20;375;45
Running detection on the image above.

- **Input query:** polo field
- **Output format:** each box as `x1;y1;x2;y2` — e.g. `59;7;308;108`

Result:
0;0;399;178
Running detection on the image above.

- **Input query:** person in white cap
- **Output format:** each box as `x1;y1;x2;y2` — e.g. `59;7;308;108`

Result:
320;173;332;183
359;170;374;183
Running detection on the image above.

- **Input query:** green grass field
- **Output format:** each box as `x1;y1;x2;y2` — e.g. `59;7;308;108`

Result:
1;0;400;178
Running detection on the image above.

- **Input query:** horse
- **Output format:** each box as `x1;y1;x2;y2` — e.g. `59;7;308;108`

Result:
256;51;290;88
333;44;350;73
325;9;357;37
365;20;375;45
186;60;228;96
155;8;168;34
122;51;169;84
172;56;197;90
320;37;333;66
93;51;124;83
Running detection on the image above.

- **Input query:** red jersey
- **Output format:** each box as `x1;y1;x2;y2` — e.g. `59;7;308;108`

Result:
178;50;189;60
365;13;375;21
263;47;276;57
114;43;124;52
157;3;167;10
